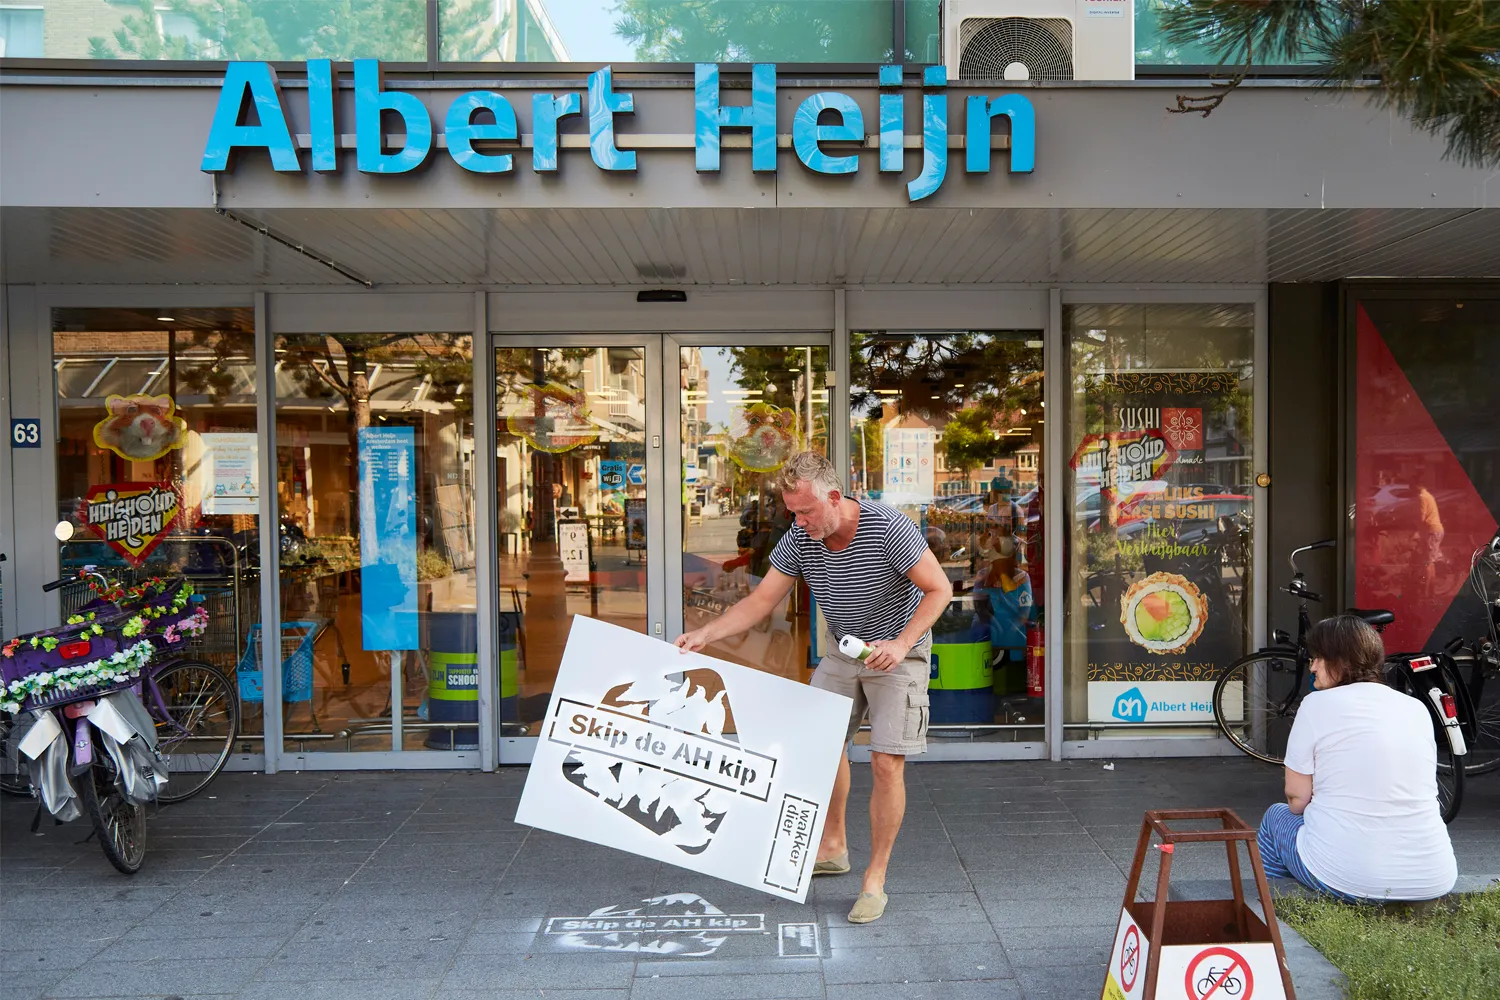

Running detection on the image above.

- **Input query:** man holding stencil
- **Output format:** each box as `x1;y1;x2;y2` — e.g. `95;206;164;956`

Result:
677;451;952;923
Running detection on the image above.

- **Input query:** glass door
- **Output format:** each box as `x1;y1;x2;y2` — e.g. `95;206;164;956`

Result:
495;338;664;760
667;336;833;689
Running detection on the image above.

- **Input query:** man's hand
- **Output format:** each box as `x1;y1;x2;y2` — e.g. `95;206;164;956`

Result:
863;638;912;672
675;628;713;654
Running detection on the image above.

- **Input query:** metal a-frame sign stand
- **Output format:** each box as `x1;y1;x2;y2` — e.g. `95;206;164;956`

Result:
1101;808;1297;1000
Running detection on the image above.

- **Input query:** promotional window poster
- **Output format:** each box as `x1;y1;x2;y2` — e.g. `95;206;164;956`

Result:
1073;372;1254;726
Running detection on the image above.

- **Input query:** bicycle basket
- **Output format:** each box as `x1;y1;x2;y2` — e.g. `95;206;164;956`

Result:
1;620;153;713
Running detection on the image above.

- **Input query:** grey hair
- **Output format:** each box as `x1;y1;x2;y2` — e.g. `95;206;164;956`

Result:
775;451;844;498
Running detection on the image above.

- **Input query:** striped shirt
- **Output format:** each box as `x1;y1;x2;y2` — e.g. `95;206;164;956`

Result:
769;498;929;643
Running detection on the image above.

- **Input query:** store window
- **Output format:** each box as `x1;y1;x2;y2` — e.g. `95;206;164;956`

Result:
274;334;475;753
1062;303;1255;741
52;307;257;777
441;0;894;63
1351;295;1500;653
851;330;1046;742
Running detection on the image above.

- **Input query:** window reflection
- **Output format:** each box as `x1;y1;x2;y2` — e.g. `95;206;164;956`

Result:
681;345;829;685
51;0;426;61
441;0;894;62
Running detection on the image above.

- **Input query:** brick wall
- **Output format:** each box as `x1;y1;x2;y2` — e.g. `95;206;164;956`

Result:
35;0;128;60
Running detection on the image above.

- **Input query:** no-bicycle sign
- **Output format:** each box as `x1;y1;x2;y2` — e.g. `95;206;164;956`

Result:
1184;946;1252;999
1102;910;1288;1000
1155;940;1286;1000
1102;909;1149;1000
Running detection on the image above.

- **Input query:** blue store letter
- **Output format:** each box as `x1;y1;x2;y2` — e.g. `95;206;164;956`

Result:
354;59;432;174
446;92;517;174
792;93;864;175
878;64;904;173
201;62;299;172
306;59;338;172
533;92;583;172
965;94;1036;174
694;63;777;172
907;66;948;202
588;66;636;171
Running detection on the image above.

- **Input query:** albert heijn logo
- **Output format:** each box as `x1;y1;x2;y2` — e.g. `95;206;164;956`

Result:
200;60;1036;203
1112;687;1148;723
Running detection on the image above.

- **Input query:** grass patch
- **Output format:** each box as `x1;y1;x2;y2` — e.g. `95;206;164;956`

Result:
1276;884;1500;999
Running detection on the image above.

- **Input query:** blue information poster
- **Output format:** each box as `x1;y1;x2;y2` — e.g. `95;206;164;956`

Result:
599;459;626;489
358;426;417;651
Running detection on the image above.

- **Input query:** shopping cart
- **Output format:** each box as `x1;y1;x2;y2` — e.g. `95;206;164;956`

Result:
237;621;319;731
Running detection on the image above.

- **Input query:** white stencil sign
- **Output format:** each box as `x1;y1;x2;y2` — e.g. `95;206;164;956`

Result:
516;616;852;902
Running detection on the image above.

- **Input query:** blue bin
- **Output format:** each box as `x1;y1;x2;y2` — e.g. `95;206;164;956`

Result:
424;611;480;750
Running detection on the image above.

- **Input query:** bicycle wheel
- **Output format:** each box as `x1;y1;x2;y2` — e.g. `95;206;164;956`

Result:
0;712;35;796
79;755;146;874
1214;651;1308;765
1449;656;1500;776
150;659;239;804
1386;663;1465;824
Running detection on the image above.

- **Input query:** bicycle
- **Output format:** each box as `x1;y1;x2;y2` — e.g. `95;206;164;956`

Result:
2;571;240;806
1444;535;1500;776
1212;540;1467;823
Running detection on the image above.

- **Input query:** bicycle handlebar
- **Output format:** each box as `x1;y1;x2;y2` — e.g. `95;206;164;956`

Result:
41;578;68;593
1289;539;1335;573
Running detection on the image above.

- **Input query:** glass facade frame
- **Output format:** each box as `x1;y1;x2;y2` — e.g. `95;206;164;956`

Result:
6;285;1269;768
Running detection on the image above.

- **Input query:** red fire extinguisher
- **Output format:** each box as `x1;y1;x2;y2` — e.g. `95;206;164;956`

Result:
1025;619;1045;698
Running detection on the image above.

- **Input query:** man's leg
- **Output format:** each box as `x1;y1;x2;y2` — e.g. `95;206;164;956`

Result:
810;651;864;867
818;751;852;862
864;750;906;895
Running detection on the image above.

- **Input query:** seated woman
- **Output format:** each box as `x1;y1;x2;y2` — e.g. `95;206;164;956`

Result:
1258;615;1457;902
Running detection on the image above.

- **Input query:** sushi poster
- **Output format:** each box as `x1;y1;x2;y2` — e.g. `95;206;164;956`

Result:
1071;373;1253;725
515;616;851;902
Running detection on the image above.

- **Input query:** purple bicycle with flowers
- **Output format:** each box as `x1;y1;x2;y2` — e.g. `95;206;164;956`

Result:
0;569;239;874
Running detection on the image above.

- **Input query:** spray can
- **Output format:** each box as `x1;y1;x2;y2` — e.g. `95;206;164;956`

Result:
838;635;874;662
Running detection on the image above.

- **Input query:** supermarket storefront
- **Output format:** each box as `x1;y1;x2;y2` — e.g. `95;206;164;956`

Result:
2;58;1496;772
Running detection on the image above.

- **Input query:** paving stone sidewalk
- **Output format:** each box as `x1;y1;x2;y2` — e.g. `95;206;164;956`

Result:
3;757;1497;1000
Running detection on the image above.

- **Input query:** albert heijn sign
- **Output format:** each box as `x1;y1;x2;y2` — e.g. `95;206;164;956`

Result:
201;61;1034;202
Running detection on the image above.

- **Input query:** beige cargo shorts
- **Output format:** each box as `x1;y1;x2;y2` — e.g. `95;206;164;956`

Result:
811;636;932;756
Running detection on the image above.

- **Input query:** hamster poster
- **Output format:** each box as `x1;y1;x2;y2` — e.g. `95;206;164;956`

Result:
92;393;188;462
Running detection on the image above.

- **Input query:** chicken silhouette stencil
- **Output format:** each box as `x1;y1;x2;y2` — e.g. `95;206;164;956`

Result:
563;668;736;855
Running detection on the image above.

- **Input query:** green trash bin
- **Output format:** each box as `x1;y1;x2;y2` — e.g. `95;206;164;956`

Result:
929;595;994;724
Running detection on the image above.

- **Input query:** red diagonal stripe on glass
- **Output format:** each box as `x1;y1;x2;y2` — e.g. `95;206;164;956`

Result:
1355;304;1498;651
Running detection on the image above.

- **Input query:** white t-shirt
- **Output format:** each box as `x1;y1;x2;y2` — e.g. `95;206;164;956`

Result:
1284;682;1457;900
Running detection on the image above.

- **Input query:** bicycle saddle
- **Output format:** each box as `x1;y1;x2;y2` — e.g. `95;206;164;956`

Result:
1347;607;1395;627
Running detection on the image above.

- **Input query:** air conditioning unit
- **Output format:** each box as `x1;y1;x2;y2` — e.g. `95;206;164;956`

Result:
944;0;1136;83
